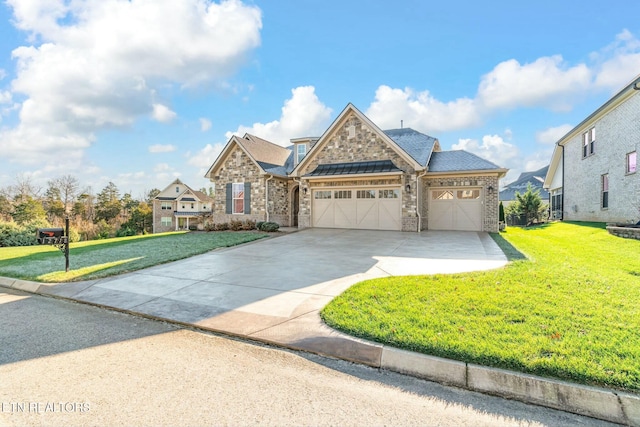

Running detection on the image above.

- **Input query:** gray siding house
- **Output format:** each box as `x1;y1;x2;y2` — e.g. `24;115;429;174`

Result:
205;104;507;232
544;75;640;223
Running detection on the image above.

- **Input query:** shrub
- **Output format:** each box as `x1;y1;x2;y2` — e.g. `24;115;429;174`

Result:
258;221;279;232
0;219;51;247
256;221;265;230
229;220;243;231
214;222;229;231
242;219;256;230
116;227;136;237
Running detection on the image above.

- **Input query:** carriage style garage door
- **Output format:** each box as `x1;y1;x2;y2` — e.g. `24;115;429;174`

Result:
429;188;483;231
312;188;402;230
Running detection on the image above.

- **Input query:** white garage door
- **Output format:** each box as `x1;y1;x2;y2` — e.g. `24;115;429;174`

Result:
429;188;483;231
312;188;402;230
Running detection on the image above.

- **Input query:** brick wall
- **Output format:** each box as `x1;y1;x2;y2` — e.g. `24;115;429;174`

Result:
563;93;640;222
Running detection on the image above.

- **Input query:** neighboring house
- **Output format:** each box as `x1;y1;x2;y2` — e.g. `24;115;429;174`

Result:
205;103;507;232
152;179;214;233
499;166;549;207
544;75;640;222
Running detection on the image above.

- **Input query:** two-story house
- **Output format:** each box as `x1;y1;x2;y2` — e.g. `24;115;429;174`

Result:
544;75;640;223
152;179;214;233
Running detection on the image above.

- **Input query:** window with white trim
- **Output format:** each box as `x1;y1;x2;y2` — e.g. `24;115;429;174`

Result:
296;144;307;164
601;174;609;209
161;217;172;226
627;151;637;174
232;183;244;214
582;128;595;158
161;202;172;210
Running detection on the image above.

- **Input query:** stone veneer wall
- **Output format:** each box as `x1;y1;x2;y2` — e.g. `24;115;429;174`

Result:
296;112;418;231
210;145;267;224
423;175;501;233
267;177;291;226
606;225;640;240
563;93;640;222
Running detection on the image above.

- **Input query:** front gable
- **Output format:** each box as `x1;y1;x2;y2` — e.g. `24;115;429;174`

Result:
156;179;186;200
292;104;422;177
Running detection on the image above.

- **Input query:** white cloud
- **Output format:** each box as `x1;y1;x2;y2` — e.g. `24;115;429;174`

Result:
152;104;177;123
0;91;12;104
536;124;573;145
154;163;171;172
1;0;262;164
188;143;225;169
149;144;177;153
477;56;591;111
366;86;481;134
199;118;212;132
453;134;519;169
593;30;640;90
226;86;332;145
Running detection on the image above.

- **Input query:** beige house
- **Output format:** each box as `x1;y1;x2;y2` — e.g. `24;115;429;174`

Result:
152;179;214;233
205;104;507;232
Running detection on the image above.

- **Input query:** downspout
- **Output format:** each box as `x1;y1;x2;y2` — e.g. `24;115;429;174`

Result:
416;170;427;232
265;175;274;222
293;177;302;226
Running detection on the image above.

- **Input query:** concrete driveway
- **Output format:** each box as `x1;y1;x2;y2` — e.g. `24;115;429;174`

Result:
32;228;507;362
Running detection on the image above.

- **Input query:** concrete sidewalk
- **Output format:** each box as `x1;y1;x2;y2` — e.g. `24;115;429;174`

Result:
1;228;638;425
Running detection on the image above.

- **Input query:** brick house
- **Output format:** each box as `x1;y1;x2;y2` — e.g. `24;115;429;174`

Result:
205;104;507;232
152;179;214;233
544;75;640;222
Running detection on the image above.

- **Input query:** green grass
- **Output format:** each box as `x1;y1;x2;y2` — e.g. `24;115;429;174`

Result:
321;222;640;391
0;231;268;282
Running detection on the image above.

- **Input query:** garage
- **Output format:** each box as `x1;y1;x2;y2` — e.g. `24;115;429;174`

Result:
429;188;483;231
312;187;402;230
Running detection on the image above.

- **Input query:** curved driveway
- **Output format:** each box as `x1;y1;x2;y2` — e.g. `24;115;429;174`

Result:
32;228;507;361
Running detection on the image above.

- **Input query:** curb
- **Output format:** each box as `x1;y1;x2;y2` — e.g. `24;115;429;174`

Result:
2;280;638;426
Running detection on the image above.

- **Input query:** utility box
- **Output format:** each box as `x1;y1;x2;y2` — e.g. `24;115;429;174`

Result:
36;228;65;244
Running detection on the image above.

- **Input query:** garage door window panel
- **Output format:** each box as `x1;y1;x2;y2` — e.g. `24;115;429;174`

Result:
458;189;480;199
379;189;399;199
433;190;454;200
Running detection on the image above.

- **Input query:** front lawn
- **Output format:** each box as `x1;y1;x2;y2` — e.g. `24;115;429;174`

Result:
321;222;640;391
0;231;268;283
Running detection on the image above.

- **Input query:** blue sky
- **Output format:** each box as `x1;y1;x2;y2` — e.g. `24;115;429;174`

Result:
1;0;639;198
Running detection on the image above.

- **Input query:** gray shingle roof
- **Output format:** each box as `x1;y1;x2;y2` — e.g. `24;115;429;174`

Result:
427;150;502;172
499;165;549;201
384;128;437;166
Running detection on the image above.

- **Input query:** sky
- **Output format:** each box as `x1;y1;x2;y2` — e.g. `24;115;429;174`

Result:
1;0;640;199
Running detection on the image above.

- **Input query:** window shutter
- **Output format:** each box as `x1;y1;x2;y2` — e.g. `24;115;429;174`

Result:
225;183;232;214
244;182;251;214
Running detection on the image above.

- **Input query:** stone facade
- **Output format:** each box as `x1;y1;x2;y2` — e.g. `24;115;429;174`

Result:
563;92;640;223
211;145;267;224
297;112;419;231
423;175;500;233
607;225;640;240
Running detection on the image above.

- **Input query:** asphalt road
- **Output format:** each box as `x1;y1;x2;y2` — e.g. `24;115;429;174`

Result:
0;288;616;427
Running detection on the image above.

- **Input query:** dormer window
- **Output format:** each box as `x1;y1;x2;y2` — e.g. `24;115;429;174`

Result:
296;143;307;164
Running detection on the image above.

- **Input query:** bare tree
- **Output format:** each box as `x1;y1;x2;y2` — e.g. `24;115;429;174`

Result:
50;174;79;214
11;173;41;203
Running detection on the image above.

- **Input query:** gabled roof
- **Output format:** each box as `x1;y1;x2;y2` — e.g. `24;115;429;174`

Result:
383;128;439;166
500;165;549;201
205;134;292;179
155;178;213;202
556;73;640;146
427;150;506;175
291;103;425;176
